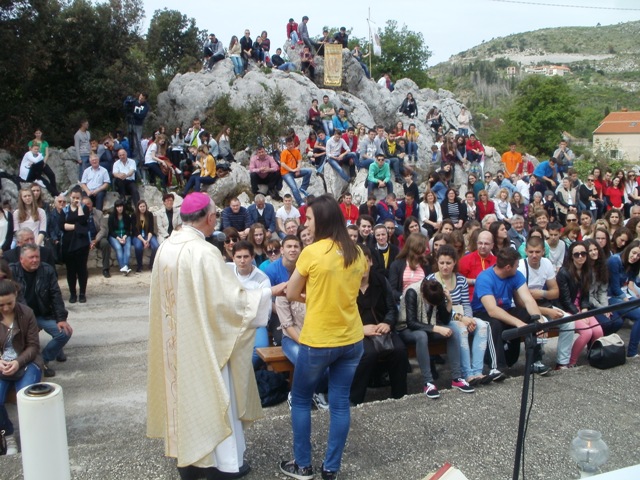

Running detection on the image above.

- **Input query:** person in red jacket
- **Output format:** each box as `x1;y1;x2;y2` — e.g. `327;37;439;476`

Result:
458;230;497;301
339;192;359;226
286;18;300;46
476;189;496;221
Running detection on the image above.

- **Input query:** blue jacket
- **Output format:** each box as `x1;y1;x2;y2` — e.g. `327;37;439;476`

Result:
607;254;635;299
332;115;349;132
247;203;277;234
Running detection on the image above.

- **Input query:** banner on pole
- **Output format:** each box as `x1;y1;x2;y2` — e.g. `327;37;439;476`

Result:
324;43;343;87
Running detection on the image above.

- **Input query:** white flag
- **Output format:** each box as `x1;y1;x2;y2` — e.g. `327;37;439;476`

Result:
368;19;382;57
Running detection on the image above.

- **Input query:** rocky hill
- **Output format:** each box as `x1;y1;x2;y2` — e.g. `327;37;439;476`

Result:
154;47;504;206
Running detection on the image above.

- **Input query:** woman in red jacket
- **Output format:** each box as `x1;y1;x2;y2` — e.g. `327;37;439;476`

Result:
605;176;625;211
476;189;495;221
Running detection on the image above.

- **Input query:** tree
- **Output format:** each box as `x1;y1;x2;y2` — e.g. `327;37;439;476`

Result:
145;9;205;93
0;0;149;153
488;75;577;156
370;20;432;88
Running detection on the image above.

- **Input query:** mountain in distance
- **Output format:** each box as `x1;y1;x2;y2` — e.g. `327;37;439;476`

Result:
429;20;640;139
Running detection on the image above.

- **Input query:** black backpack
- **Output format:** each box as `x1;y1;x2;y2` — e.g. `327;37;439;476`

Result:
255;370;289;407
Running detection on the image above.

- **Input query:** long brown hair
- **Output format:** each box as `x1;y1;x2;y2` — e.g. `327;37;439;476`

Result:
17;187;39;223
307;194;360;268
396;232;428;269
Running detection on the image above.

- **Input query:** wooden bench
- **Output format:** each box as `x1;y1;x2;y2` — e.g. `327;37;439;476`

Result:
257;329;558;382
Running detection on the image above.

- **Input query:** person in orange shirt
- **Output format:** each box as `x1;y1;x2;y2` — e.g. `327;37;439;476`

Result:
501;142;523;177
280;138;313;206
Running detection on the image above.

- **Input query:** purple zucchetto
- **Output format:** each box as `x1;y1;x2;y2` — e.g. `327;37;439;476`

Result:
181;193;211;214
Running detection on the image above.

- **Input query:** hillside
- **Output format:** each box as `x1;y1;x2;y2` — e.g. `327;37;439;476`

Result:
429;20;640;140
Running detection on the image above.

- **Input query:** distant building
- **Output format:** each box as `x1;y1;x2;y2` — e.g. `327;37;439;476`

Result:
506;66;517;77
523;65;571;76
592;110;640;162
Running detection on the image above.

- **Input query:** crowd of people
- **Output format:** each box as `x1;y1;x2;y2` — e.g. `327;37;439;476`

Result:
201;17;395;87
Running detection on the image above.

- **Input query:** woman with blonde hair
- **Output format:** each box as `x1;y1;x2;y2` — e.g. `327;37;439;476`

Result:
14;187;46;245
419;190;442;238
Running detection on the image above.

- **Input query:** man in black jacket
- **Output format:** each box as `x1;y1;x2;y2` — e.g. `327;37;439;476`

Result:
10;244;72;377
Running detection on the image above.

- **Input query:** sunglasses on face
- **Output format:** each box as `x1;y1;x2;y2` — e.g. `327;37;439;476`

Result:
566;218;578;222
266;248;281;256
572;251;587;258
225;237;239;244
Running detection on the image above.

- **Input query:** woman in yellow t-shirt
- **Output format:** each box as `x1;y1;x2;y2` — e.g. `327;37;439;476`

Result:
280;194;366;480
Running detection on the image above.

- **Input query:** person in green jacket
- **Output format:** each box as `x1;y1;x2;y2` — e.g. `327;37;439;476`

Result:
367;154;392;196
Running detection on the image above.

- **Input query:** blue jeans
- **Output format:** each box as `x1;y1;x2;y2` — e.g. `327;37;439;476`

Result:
406;142;418;159
366;179;393;196
595;312;623;336
322;120;334;137
291;341;363;472
132;236;159;268
282;170;312;206
450;319;488;378
108;236;131;269
356;157;374;172
290;31;299;44
282;336;329;393
252;327;269;370
278;62;296;72
327;158;351;182
386;157;401;178
0;363;41;435
458;128;469;137
37;317;71;363
399;328;461;382
230;56;244;75
194;175;216;191
611;297;640;356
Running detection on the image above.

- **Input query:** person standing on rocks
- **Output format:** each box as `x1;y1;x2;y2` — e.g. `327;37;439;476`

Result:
147;192;279;480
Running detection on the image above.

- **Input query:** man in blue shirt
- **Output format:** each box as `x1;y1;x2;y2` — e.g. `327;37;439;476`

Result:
472;247;550;377
264;235;301;345
533;157;558;192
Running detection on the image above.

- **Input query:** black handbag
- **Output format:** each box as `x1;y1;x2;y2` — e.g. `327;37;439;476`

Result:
588;334;626;370
369;308;395;355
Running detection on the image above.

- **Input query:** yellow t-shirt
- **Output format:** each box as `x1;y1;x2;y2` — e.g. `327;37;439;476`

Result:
296;238;366;347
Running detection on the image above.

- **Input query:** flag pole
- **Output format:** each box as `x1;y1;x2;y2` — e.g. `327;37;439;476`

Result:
368;7;372;79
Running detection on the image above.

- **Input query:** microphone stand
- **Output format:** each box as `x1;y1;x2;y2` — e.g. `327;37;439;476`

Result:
505;297;640;480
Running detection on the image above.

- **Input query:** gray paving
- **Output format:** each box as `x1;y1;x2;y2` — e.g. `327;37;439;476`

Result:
1;271;639;480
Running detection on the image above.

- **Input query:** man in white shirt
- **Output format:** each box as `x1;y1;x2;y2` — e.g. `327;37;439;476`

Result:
517;235;574;369
546;223;566;272
324;130;353;182
81;154;110;211
275;194;300;239
357;128;378;172
112;149;140;206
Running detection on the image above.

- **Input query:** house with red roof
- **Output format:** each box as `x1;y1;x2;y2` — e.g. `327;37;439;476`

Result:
593;110;640;162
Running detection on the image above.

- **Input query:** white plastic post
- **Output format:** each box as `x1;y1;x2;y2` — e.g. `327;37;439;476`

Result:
17;382;71;480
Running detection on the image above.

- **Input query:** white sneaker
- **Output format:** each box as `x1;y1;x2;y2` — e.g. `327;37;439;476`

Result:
125;266;131;276
5;434;17;455
312;393;329;411
119;266;127;273
34;179;46;188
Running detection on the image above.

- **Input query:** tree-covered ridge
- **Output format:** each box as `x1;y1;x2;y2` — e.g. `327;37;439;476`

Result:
453;20;640;59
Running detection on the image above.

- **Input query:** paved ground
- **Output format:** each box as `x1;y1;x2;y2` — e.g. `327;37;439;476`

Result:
1;270;639;479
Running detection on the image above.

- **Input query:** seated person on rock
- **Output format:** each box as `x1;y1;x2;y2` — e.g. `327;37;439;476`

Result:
367;154;392;196
221;197;251;240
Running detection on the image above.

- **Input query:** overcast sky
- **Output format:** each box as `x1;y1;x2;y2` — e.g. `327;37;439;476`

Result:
142;0;639;66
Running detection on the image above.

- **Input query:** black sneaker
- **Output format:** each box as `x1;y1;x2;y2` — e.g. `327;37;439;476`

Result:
69;294;77;304
279;460;314;480
423;383;440;399
79;294;87;303
488;369;507;382
452;378;475;393
321;463;338;480
102;269;111;278
56;350;67;362
43;363;56;377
